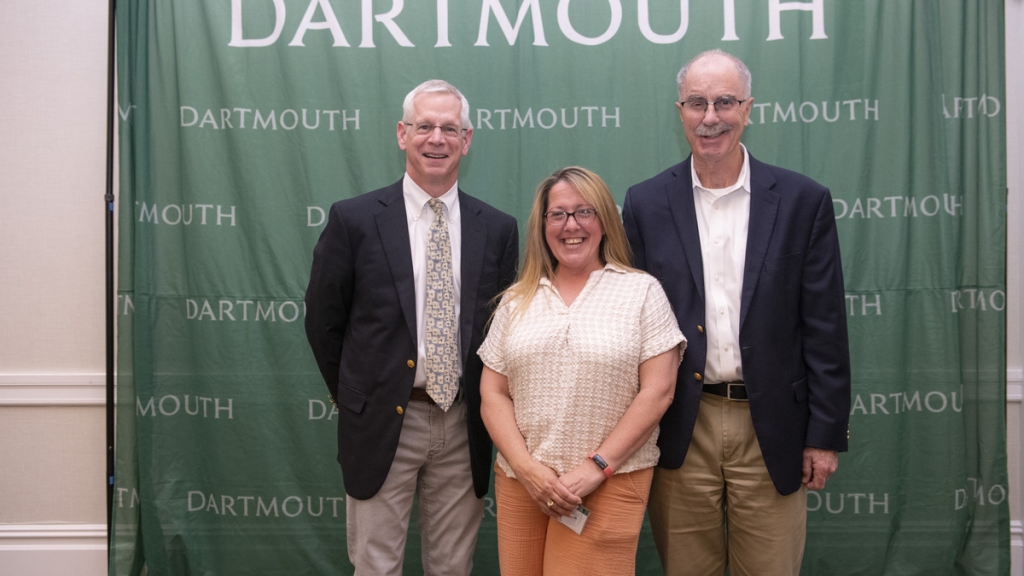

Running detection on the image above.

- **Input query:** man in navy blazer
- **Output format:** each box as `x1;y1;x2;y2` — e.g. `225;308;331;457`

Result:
305;80;518;575
623;51;851;576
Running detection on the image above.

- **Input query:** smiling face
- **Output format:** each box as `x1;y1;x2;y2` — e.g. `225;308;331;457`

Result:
544;180;605;275
677;54;752;175
397;91;473;197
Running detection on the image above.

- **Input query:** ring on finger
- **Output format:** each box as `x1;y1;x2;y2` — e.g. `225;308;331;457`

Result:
546;500;555;507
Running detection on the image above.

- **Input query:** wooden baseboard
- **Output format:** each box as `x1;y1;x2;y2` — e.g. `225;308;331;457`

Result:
0;524;107;576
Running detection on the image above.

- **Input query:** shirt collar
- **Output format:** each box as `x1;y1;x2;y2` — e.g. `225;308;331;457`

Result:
403;174;459;221
690;144;751;197
539;262;625;287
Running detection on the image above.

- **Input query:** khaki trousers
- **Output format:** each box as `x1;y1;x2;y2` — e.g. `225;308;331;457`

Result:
345;399;483;576
648;393;807;576
494;463;654;576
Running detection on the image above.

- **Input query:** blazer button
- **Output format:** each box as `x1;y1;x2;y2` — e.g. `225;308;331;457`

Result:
697;325;704;334
396;406;404;415
406;359;415;368
694;373;703;381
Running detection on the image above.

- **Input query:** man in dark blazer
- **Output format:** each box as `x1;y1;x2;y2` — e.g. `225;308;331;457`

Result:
305;80;518;576
623;51;851;576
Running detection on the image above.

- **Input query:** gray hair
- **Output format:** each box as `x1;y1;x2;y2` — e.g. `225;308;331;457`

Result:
676;50;752;100
401;79;472;130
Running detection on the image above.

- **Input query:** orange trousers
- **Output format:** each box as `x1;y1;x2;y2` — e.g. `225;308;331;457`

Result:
494;463;654;576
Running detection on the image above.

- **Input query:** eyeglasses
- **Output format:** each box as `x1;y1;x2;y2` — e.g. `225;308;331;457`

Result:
679;97;748;114
544;209;598;226
405;122;466;138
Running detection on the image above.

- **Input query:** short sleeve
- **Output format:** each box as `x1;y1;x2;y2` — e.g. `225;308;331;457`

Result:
638;276;687;364
477;294;512;375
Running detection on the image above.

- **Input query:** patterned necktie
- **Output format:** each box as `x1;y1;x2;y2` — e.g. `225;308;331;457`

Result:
424;198;459;411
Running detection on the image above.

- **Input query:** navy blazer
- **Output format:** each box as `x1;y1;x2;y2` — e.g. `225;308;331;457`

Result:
622;154;851;495
305;180;519;500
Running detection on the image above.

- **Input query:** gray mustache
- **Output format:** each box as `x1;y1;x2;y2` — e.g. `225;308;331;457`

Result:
695;123;732;137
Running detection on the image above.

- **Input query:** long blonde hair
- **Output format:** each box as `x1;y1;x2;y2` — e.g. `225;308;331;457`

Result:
500;166;635;320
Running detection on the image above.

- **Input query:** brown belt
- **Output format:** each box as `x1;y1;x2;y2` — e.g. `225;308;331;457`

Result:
704;381;747;401
409;387;464;405
409;387;437;405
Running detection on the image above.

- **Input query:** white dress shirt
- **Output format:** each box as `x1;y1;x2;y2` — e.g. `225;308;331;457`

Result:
403;174;462;389
691;145;751;385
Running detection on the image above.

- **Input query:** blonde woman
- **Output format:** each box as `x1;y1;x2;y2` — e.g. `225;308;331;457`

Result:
478;167;686;575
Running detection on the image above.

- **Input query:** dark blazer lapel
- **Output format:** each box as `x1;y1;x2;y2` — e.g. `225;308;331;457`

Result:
458;191;487;365
740;156;780;329
666;158;706;302
375;183;418;344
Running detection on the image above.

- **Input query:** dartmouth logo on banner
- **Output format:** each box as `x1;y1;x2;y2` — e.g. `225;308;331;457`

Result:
112;1;1008;574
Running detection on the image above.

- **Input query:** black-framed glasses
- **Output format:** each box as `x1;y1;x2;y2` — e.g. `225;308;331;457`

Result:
679;97;748;114
404;122;466;138
544;208;598;226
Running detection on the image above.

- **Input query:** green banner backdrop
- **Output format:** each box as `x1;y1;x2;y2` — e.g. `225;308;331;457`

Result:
111;1;1009;574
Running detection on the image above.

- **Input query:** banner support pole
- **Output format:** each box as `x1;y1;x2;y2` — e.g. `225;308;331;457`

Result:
104;0;117;565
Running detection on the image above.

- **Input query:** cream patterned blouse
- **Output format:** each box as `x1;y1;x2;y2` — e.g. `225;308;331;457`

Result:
478;264;686;478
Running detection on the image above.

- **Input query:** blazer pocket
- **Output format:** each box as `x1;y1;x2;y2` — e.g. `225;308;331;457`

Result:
766;251;803;272
792;377;809;403
336;383;366;414
477;270;499;289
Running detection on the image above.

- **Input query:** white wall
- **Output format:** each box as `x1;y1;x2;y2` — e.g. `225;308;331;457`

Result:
0;1;1020;575
1005;0;1024;571
0;0;109;574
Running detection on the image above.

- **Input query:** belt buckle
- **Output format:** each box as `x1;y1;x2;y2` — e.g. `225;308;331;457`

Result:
727;382;747;401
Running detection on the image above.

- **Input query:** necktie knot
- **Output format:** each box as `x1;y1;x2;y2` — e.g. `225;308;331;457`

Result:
429;198;444;218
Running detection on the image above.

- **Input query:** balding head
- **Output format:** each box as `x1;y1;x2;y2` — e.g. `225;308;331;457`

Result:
677;50;751;100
